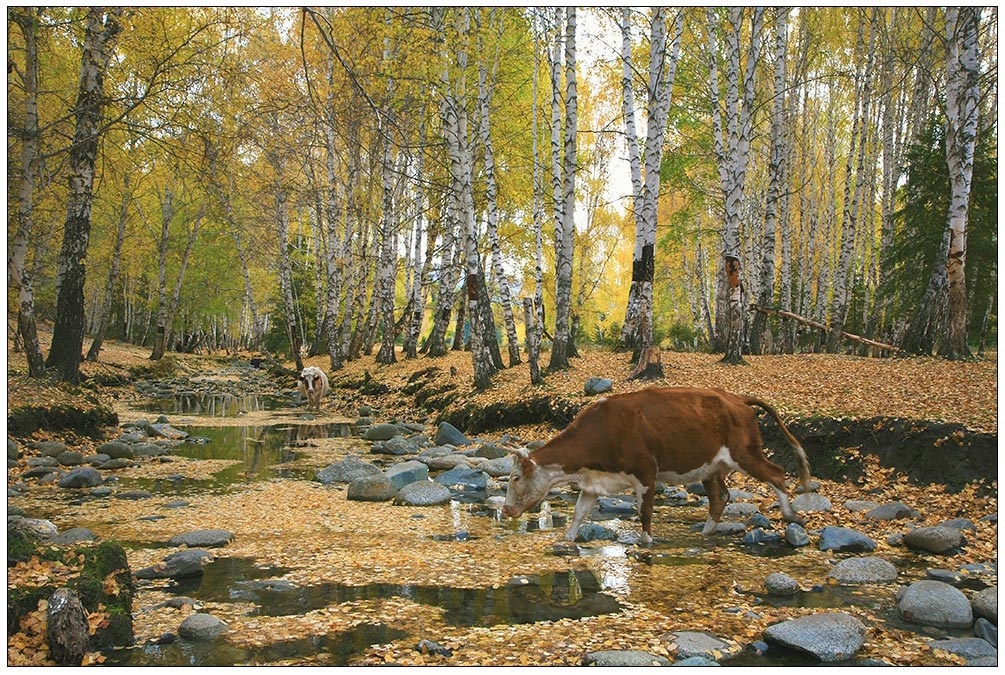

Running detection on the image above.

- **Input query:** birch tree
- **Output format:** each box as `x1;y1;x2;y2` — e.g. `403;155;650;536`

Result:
940;6;981;359
8;7;46;377
706;7;765;364
46;7;123;382
549;6;577;371
619;8;683;369
750;8;789;354
436;7;497;388
86;173;133;361
477;10;521;367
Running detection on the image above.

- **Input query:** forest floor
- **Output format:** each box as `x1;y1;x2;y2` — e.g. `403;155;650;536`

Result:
5;330;999;666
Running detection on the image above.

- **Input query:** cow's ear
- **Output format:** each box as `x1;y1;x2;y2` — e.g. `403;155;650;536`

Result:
520;456;536;476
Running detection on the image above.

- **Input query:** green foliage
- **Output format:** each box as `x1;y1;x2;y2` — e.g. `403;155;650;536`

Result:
881;119;997;342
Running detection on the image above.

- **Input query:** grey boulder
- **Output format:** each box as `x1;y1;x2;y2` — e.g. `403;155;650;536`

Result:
178;613;228;640
791;493;832;512
347;474;398;502
582;650;670;667
364;423;403;442
394;481;452;506
477;455;514;478
168;529;234;548
666;631;740;661
928;637;997;663
385;460;429;489
765;572;800;596
864;502;916;521
97;441;134;460
52;528;98;545
317;458;382;485
828;557;898;584
903;526;963;554
817;526;876;553
135;549;213;579
971;587;997;624
897;580;973;629
583;377;613;396
763;612;867;662
434;422;470;447
57;467;103;489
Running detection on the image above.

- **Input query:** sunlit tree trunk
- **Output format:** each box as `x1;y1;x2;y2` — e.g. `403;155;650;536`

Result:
86;176;131;361
549;6;577;371
829;11;875;352
47;7;122;382
151;196;205;362
750;8;788;355
620;8;683;368
9;8;46;377
426;200;459;358
529;12;546;377
707;7;764;364
477;14;521;367
939;6;980;360
376;27;399;365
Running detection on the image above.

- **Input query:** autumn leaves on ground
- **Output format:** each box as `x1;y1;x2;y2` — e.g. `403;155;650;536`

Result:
6;336;999;666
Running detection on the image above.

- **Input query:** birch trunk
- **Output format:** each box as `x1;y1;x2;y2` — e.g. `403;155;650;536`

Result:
940;6;981;359
477;17;521;366
46;7;122;382
828;12;874;352
274;170;304;371
404;118;430;359
549;6;577;371
530;13;546;374
425;200;458;357
708;7;764;364
151;203;205;361
86;176;131;361
436;7;497;388
620;8;683;365
9;8;46;376
750;8;788;355
376;29;399;365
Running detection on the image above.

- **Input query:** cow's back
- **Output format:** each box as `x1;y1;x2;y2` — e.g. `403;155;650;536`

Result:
571;388;759;474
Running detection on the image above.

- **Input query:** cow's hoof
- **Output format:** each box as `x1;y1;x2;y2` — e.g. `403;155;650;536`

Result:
640;533;654;547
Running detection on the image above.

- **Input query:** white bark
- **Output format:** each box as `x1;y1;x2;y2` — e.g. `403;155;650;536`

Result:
941;6;981;358
549;6;577;371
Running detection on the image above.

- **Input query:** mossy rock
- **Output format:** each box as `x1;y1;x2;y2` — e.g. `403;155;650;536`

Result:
6;541;134;647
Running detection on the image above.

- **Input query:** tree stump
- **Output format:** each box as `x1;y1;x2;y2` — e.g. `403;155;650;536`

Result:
46;588;90;665
629;346;664;380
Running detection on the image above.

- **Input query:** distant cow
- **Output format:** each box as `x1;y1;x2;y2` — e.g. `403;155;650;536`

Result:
502;387;812;544
297;366;329;411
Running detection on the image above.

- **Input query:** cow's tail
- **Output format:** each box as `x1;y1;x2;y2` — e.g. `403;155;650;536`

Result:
742;396;812;493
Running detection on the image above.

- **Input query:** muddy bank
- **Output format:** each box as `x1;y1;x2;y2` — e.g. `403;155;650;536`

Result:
425;394;995;491
7;405;118;439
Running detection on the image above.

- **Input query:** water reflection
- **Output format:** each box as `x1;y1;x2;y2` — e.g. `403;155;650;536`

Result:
141;393;289;417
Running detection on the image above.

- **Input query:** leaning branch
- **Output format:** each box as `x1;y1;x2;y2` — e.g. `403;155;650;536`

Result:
750;305;901;353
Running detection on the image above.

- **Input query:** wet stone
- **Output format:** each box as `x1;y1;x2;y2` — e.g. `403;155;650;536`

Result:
971;587;997;624
384;460;429;489
791;493;832;513
722;503;760;520
27;457;58;468
168;529;234;548
347;475;398;502
424;454;470;471
415;639;452;657
135;549;213;579
666;631;740;661
829;557;898;584
903;526;963;554
582;650;670;667
178;613;228;641
57;467;104;489
393;481;452;507
471;443;508;460
100;458;133;470
583;377;613;396
476;456;513;478
433;466;488;492
371;436;418;456
598;497;636;515
928;637;997;663
864;502;916;521
98;442;134;460
85;454;111;467
697;522;744;535
743;529;782;546
317;458;382;485
765;572;799;596
974;618;997;647
434;422;469;447
672;656;721;666
7;438;19;460
575;523;617;542
56;451;84;467
763;612;867;662
843;500;880;513
896;580;973;629
818;526;876;553
939;518;977;532
37;441;67;457
747;514;772;529
114;490;152;501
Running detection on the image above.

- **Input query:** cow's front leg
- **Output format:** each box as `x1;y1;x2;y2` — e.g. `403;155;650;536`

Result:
565;491;599;542
638;480;656;546
701;474;728;535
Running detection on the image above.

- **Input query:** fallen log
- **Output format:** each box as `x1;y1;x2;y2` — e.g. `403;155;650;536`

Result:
750;305;901;353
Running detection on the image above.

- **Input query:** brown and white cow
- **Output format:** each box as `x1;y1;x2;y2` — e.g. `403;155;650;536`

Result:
297;366;329;411
502;387;812;544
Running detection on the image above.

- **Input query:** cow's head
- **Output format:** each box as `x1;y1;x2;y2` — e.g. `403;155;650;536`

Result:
502;447;551;518
299;367;319;393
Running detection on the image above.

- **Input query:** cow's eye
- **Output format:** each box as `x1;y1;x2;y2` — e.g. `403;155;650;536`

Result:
513;476;520;482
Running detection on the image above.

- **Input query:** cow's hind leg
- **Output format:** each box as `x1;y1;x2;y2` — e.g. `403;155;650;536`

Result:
565;491;599;542
700;473;729;535
737;447;805;526
633;476;658;546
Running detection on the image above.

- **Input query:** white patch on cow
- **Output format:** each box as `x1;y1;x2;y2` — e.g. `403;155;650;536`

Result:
574;469;644;497
655;446;738;486
701;516;717;535
594;396;607;403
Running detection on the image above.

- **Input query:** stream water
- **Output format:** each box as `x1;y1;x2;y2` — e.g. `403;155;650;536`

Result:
75;394;980;666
